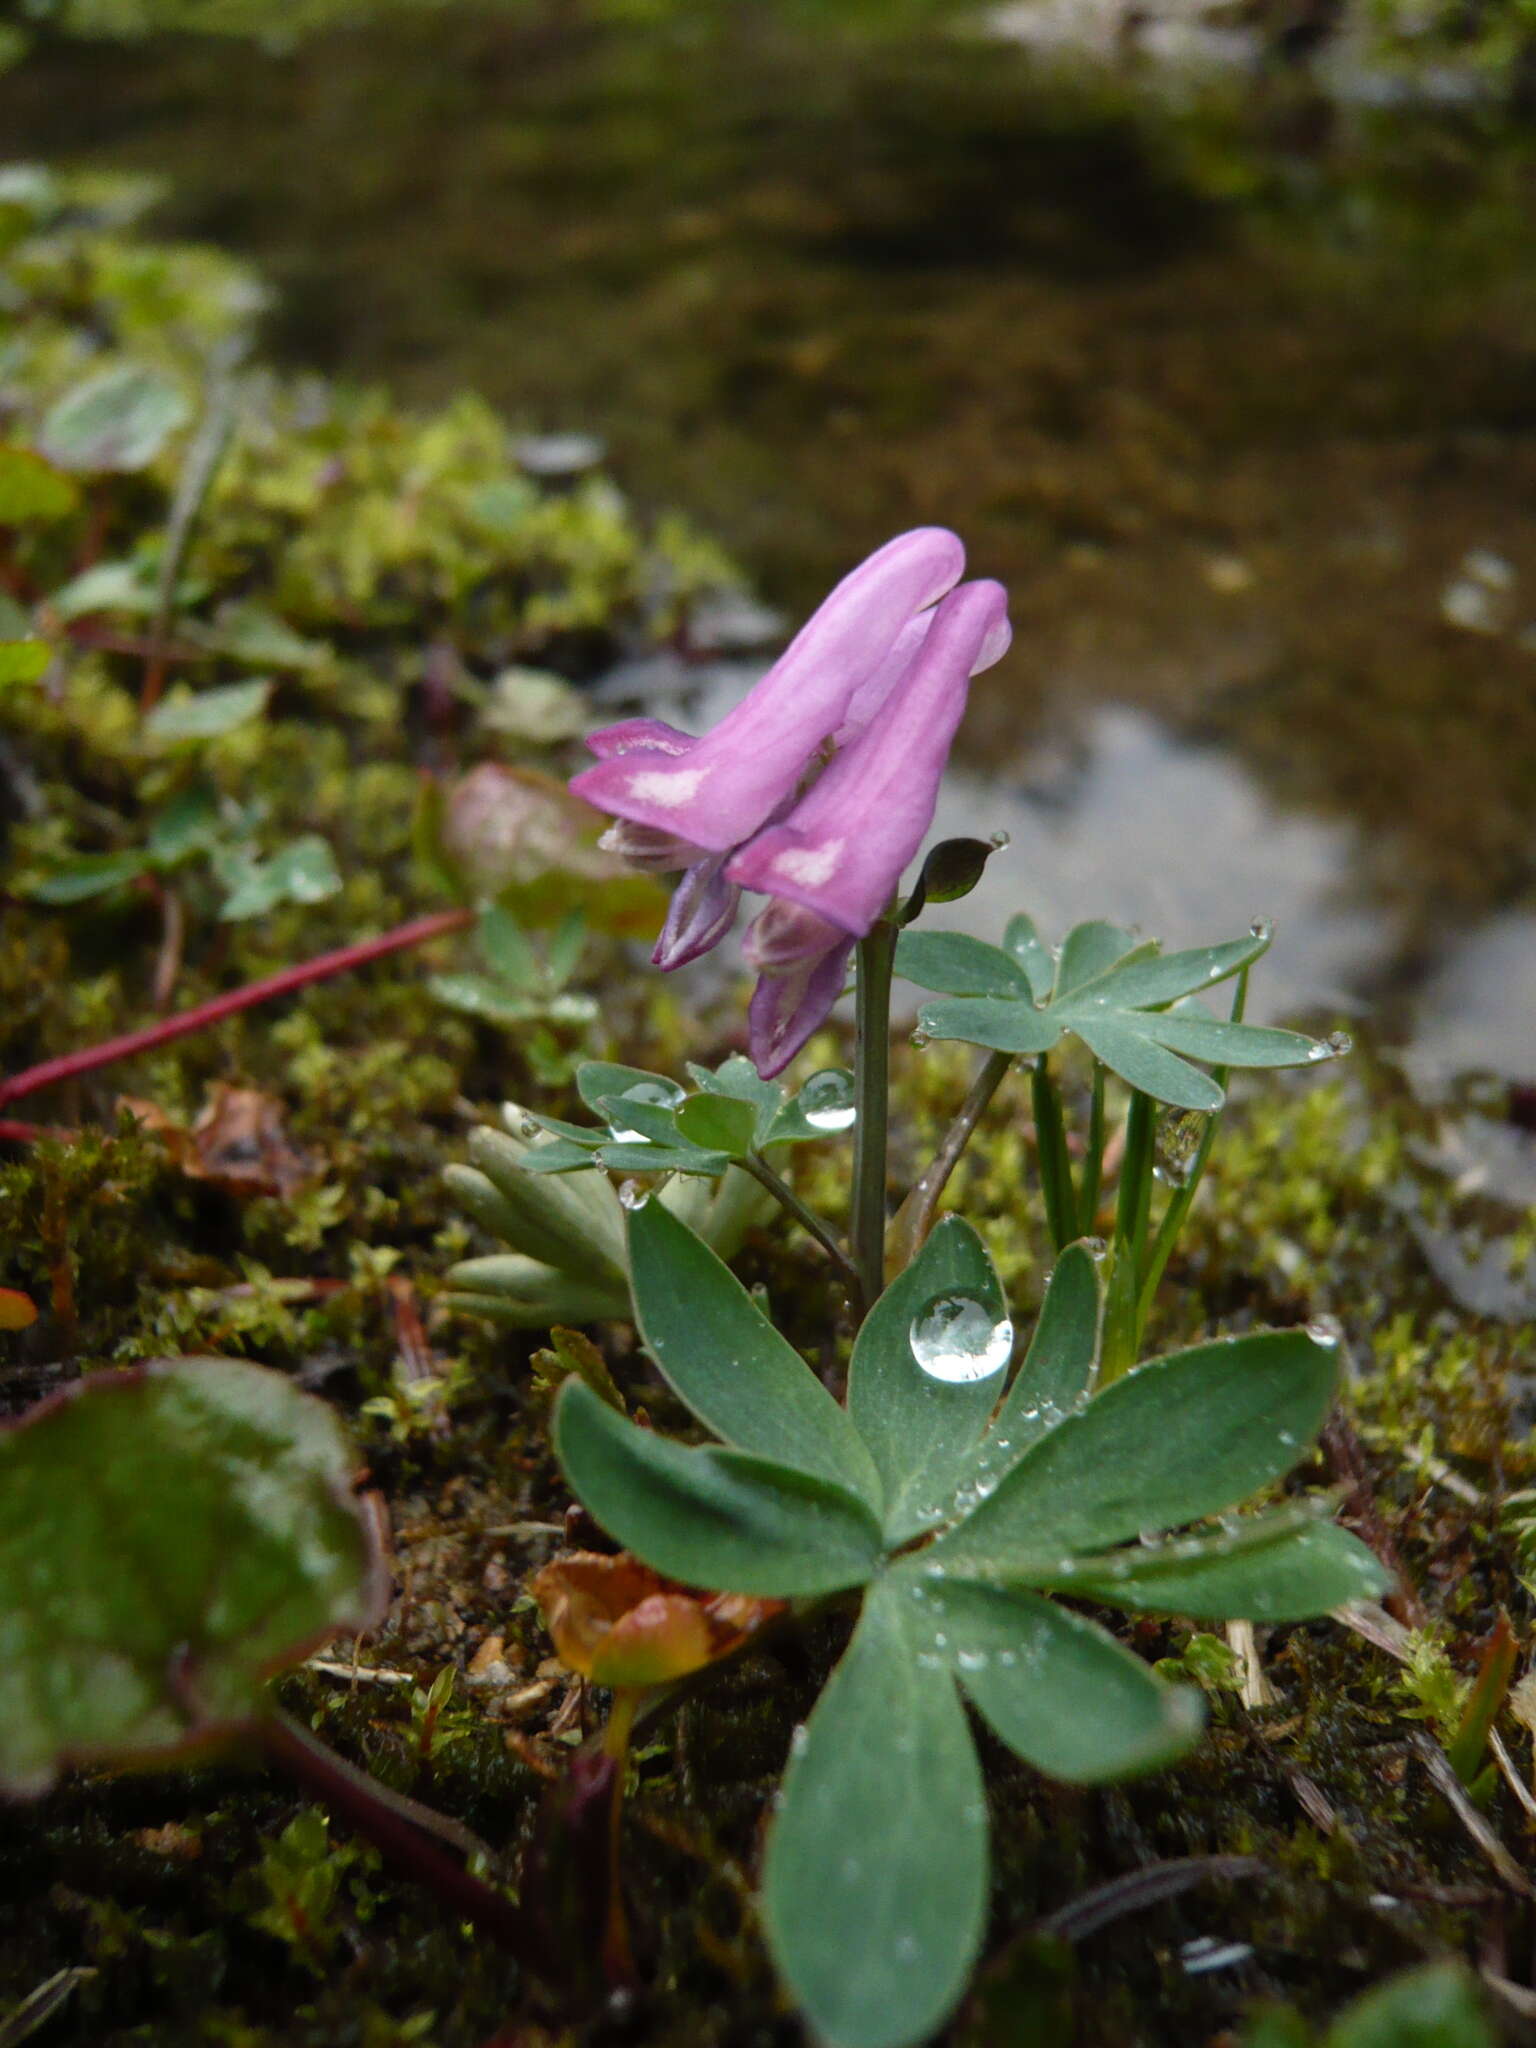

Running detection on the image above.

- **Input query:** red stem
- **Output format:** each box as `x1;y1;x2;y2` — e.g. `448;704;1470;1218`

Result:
0;908;471;1110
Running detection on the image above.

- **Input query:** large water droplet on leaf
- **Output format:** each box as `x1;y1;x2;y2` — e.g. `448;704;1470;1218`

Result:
798;1068;857;1132
607;1077;685;1143
909;1292;1013;1385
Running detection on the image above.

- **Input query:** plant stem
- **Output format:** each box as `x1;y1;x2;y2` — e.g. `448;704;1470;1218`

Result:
259;1708;541;1969
850;920;897;1317
886;1048;1013;1276
740;1152;866;1314
0;907;471;1110
1134;965;1250;1343
1030;1056;1076;1253
1101;1088;1156;1384
1079;1061;1106;1236
601;1692;639;1986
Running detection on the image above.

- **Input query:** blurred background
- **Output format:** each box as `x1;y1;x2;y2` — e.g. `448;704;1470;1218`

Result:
4;0;1535;1076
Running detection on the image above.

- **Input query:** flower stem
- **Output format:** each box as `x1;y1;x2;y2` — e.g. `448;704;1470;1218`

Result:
885;1048;1012;1277
741;1152;866;1315
850;920;897;1317
0;907;471;1110
1030;1055;1077;1254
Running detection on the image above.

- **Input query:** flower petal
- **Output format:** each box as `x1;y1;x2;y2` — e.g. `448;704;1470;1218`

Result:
728;580;1010;938
747;932;855;1078
570;528;966;852
652;852;742;968
584;716;696;760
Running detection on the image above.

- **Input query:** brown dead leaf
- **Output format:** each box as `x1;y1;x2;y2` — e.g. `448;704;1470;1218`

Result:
120;1084;314;1199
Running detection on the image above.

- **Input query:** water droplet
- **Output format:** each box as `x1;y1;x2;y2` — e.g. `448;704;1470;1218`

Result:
909;1292;1013;1384
617;1180;650;1212
607;1077;686;1144
1249;916;1275;943
1137;1527;1162;1547
1326;1028;1353;1057
1079;1236;1108;1262
789;1723;808;1760
989;829;1011;850
799;1068;857;1133
517;1115;541;1141
910;1030;931;1051
1306;1314;1343;1348
955;1648;989;1673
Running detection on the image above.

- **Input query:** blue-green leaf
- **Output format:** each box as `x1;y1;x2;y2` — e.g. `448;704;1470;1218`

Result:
27;851;146;903
674;1092;758;1157
1035;1512;1389;1620
927;1327;1340;1573
917;997;1061;1058
627;1199;881;1506
1053;922;1145;997
761;1578;988;2048
894;931;1032;999
39;364;191;473
576;1062;681;1119
1069;1015;1226;1113
1003;912;1055;1002
847;1216;1011;1543
143;678;270;746
961;1239;1102;1497
1137;1011;1325;1069
899;1568;1204;1784
1084;933;1270;1011
552;1380;881;1597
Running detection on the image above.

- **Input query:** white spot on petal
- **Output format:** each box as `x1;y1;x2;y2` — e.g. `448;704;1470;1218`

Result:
774;839;843;887
630;766;706;807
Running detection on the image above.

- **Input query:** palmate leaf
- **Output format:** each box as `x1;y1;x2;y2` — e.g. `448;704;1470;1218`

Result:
551;1203;1390;2048
0;1358;388;1796
899;916;1333;1110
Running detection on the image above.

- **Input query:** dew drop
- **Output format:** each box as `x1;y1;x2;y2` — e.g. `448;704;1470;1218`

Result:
799;1068;857;1133
989;829;1011;851
1153;1109;1206;1189
607;1077;685;1144
1079;1236;1108;1263
909;1292;1013;1384
1306;1314;1343;1348
910;1030;931;1051
617;1179;650;1212
1249;915;1275;943
955;1648;989;1674
518;1116;541;1142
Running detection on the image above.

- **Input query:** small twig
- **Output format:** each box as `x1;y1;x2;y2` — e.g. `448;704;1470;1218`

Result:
887;1047;1012;1272
739;1151;865;1315
1226;1617;1276;1710
303;1656;416;1687
0;1117;72;1145
151;881;185;1011
1489;1726;1536;1828
1037;1854;1268;1942
0;907;471;1110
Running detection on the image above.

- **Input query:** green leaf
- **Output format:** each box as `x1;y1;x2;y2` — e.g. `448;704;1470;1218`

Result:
145;782;221;866
1325;1963;1494;2048
595;1141;730;1176
627;1199;881;1505
591;1093;685;1147
894;930;1032;998
1053;921;1144;997
962;1239;1102;1496
28;851;147;903
217;834;340;921
847;1216;1011;1543
917;996;1062;1058
144;678;271;745
0;444;80;524
49;558;159;621
518;1138;604;1175
0;1357;387;1795
0;640;50;686
900;1569;1205;1784
1034;1511;1390;1620
1069;1015;1226;1113
761;1578;987;2048
39;364;192;473
475;901;539;987
552;1379;881;1597
675;1092;758;1157
1003;912;1055;1002
917;917;1323;1108
429;972;546;1026
576;1061;681;1119
926;1327;1340;1574
762;1067;859;1146
1088;933;1270;1011
1135;1011;1326;1070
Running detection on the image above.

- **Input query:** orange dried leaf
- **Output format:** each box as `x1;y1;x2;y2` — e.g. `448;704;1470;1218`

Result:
0;1288;37;1331
532;1551;784;1689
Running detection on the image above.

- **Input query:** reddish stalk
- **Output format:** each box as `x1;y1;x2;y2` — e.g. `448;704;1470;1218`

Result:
0;907;471;1111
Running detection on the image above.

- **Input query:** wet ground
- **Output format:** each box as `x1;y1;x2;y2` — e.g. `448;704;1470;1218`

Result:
5;4;1535;1073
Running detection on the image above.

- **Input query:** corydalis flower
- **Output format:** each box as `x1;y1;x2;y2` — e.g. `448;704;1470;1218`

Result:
572;530;1011;1076
733;578;1010;1073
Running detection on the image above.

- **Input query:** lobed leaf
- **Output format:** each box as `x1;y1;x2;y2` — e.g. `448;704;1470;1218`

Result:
847;1215;1011;1543
552;1380;881;1598
926;1327;1340;1574
627;1199;881;1504
958;1238;1102;1500
894;930;1032;999
761;1578;988;2048
899;1567;1205;1784
0;1357;388;1795
917;996;1061;1058
1002;911;1054;1001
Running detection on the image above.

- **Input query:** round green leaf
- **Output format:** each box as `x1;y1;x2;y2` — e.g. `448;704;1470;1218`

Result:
39;364;192;473
0;1357;389;1796
144;678;271;746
